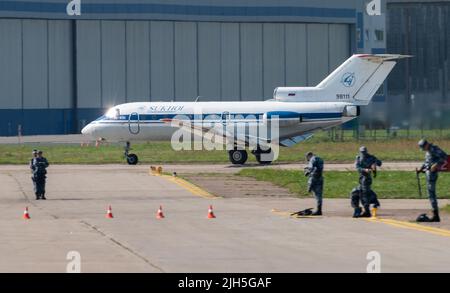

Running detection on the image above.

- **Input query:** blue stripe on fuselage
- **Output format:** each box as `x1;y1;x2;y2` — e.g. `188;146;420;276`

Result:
96;112;342;122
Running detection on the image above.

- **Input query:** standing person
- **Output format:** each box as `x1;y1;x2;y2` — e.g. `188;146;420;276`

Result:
416;139;448;222
304;152;324;216
32;150;49;200
30;150;38;199
355;146;382;218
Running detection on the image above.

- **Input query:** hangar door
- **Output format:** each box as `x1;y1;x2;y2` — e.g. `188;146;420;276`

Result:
75;21;350;104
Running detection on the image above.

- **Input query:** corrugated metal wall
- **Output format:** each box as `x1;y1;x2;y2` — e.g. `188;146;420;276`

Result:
76;20;349;106
0;19;350;134
0;19;74;110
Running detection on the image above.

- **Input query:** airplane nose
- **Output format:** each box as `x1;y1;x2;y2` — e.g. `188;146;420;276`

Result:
81;123;95;136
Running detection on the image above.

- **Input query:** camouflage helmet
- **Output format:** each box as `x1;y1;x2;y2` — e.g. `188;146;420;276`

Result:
418;139;429;150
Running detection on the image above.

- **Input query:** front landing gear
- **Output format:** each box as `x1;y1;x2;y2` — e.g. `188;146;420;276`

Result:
124;141;139;165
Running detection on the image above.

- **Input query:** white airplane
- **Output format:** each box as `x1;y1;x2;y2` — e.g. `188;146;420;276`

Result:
81;54;409;165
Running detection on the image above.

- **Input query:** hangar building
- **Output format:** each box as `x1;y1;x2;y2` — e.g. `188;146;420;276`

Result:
0;0;385;136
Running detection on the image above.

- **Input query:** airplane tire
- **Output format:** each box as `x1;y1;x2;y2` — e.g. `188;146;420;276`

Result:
126;154;139;165
228;150;248;165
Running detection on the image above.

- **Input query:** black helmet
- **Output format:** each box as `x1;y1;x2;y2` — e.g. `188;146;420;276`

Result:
305;151;314;160
418;139;428;150
359;146;368;153
32;149;38;155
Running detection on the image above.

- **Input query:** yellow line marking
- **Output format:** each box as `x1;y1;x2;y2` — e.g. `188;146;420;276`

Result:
366;218;450;238
153;173;219;199
272;209;450;236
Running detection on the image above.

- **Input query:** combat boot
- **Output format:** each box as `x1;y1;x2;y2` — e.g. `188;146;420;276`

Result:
353;207;362;218
312;205;322;216
359;207;371;218
430;209;440;222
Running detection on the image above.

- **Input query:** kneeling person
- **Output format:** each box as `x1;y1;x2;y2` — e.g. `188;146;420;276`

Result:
350;186;380;218
304;152;324;216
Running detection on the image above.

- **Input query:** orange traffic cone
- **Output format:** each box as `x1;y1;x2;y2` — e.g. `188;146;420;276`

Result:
207;205;216;219
106;205;114;218
156;205;165;219
23;207;30;220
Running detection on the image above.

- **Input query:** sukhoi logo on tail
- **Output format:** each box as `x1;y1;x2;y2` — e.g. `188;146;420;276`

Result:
341;72;356;87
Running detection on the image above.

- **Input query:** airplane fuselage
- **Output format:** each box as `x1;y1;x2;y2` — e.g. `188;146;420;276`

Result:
82;100;357;143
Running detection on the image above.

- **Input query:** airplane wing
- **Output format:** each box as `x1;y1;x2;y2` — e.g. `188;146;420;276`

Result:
161;118;273;149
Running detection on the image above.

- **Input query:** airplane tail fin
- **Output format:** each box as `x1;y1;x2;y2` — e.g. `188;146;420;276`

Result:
273;54;411;104
317;54;411;105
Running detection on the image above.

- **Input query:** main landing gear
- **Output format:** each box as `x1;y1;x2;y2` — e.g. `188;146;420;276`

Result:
228;147;274;165
252;147;274;165
228;149;248;165
124;141;138;165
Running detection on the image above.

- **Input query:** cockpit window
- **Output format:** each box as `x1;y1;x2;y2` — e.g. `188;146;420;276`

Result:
105;107;120;119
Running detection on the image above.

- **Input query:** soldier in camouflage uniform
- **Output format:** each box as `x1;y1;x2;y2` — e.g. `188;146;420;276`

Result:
350;186;380;218
304;152;324;216
416;139;448;222
32;150;49;200
355;146;382;218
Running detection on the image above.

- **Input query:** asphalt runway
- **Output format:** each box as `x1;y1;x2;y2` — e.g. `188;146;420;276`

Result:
1;165;449;273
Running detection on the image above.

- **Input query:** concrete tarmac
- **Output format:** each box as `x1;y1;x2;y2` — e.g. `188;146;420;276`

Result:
0;165;449;273
0;161;421;174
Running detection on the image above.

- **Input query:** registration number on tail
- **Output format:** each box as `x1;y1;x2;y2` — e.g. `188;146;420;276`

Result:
336;94;351;100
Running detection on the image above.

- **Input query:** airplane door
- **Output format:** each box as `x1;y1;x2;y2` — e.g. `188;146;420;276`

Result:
221;111;230;126
128;112;140;135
